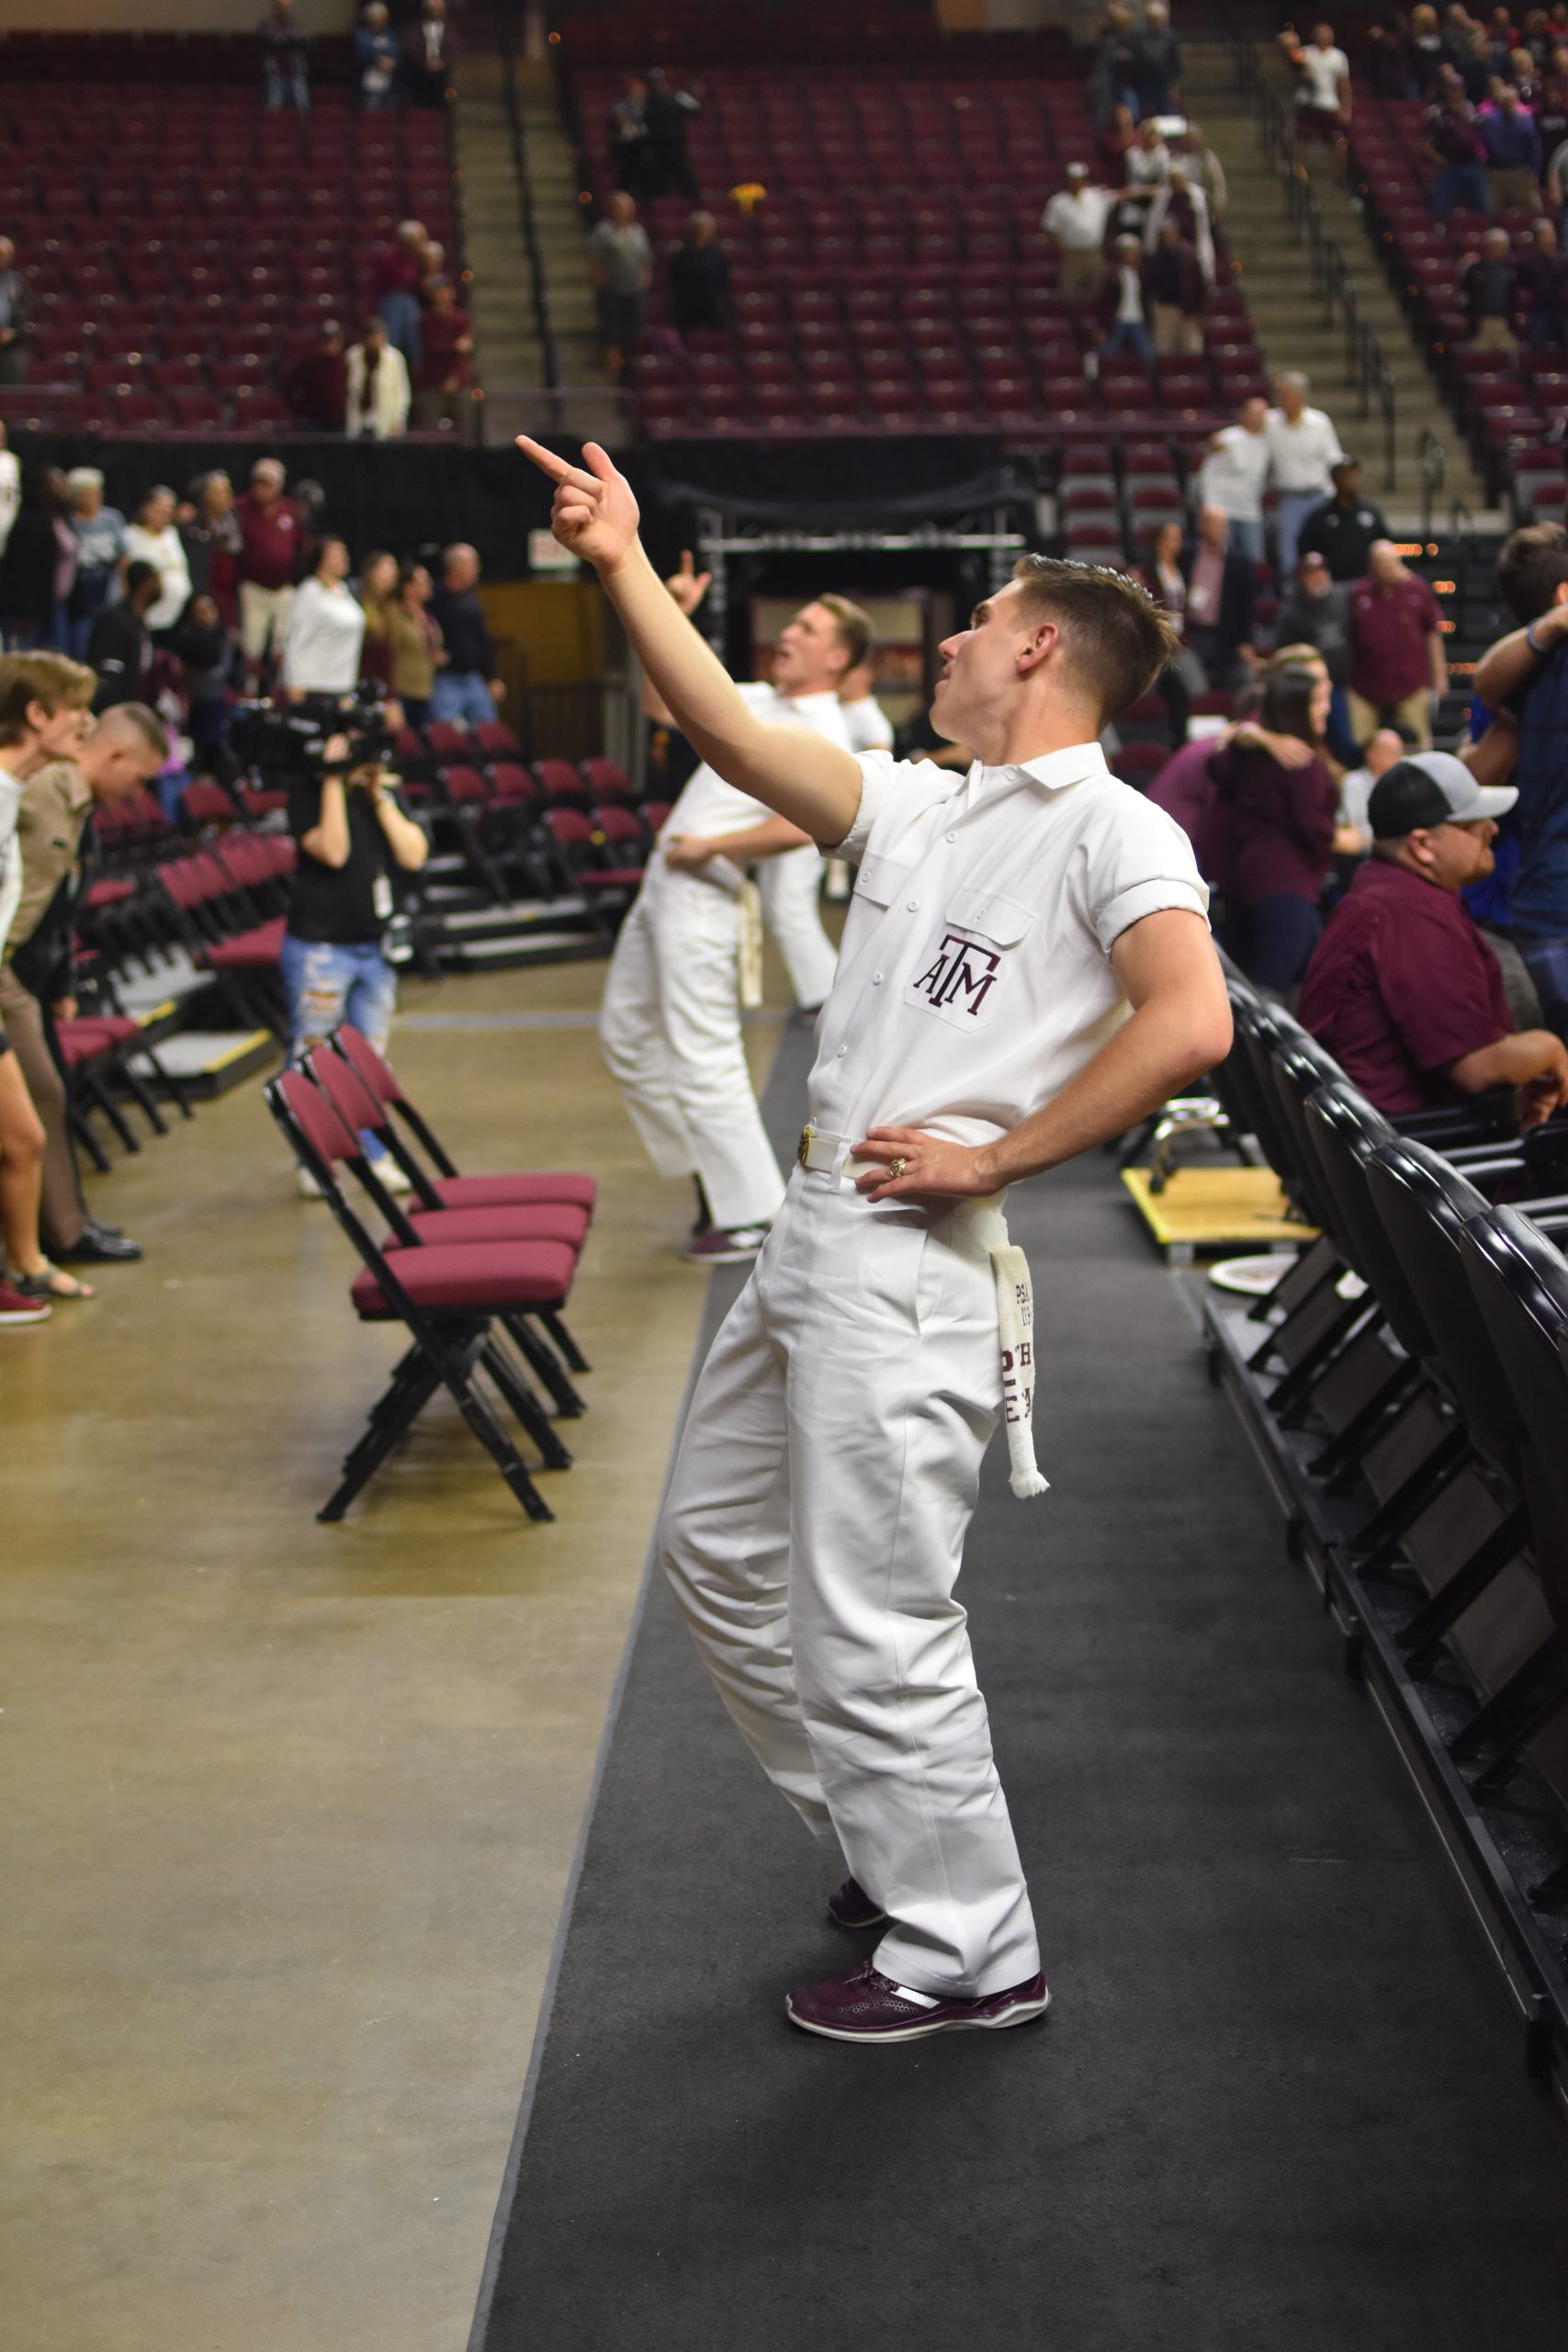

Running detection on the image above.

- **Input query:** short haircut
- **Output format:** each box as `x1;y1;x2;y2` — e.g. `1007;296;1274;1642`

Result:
1497;519;1568;623
816;593;874;673
96;701;169;760
1010;554;1179;723
124;560;158;599
0;651;95;745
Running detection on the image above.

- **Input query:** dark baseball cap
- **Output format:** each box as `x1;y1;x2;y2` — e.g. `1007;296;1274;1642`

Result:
1368;751;1517;840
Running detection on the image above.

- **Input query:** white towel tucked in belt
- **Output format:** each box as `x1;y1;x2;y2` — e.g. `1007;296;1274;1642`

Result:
971;1204;1049;1500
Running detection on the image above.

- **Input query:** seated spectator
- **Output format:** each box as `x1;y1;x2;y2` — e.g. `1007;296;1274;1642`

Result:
588;192;654;382
644;67;703;203
284;742;429;1198
1464;225;1522;352
345;317;411;441
0;469;74;652
1337;723;1410;851
1128;1;1183;118
1181;504;1258;691
1517;214;1568;344
401;0;453;107
1422;73;1492;214
122;486;190;638
173;594;243;787
63;469;125;663
374;221;431;376
282;537;365;700
1296;455;1390;582
1273;549;1355;753
670;212;734;336
1197;397;1270;566
355;1;398;110
429;542;502;729
0;650;97;1315
1348;539;1448;746
237;458;308;676
258;0;310;113
1144;214;1206;356
385;561;444;728
1137;520;1207;743
1299;752;1568;1117
357;550;400;695
1094;233;1157;375
1212;662;1340;990
1176;121;1227;219
1480;80;1546;206
284;320;348;435
412;278;475;434
0;236;30;389
87;560;159;711
2;702;168;1271
181;470;242;629
1282;20;1351;165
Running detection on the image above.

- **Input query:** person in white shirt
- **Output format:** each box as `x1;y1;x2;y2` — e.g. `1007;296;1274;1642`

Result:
1336;723;1405;851
282;537;367;695
1283;21;1350;166
519;432;1230;2044
1197;395;1271;566
1040;162;1114;307
0;422;19;560
120;485;191;635
837;659;895;755
607;557;863;1260
1266;371;1345;582
345;316;412;440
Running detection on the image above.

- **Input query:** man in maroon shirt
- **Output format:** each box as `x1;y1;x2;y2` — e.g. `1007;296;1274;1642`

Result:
1347;539;1448;748
235;457;309;673
412;277;475;435
1299;751;1568;1117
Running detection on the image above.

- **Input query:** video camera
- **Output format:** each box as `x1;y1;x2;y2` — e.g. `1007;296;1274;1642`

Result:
231;684;398;788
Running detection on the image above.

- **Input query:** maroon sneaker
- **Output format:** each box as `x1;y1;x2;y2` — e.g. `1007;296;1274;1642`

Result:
682;1222;769;1265
786;1959;1050;2043
0;1280;51;1328
826;1876;886;1929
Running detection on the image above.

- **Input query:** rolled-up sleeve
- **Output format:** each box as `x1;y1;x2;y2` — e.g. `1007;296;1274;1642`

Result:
828;751;904;864
1084;795;1212;956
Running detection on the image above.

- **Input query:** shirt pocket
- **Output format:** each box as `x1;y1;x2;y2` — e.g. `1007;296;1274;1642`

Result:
852;851;916;908
904;886;1035;1032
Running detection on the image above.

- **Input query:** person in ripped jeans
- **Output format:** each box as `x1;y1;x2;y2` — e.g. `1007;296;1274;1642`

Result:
283;735;428;1197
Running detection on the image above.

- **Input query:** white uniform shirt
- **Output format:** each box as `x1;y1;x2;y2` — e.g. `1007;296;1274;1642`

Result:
839;694;895;754
809;743;1208;1154
0;758;28;964
0;447;19;557
281;576;367;694
1041;187;1115;252
1198;424;1271;524
121;522;191;633
1265;404;1345;494
662;683;852;843
1299;44;1348;108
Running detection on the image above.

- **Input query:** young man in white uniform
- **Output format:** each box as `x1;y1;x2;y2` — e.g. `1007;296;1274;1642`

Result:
604;559;867;1261
521;435;1232;2043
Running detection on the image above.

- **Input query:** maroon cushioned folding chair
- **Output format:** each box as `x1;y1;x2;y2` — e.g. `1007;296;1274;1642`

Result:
266;1069;577;1522
328;1024;595;1393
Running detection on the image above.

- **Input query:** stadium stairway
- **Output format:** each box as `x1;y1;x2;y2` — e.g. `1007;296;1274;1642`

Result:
1181;46;1495;525
453;52;550;389
518;57;603;387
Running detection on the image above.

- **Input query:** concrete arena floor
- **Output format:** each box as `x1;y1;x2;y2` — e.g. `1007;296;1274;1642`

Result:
0;955;788;2352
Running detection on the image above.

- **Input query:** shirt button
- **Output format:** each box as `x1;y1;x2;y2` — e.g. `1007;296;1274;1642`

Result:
945;831;957;843
872;971;883;985
907;899;919;911
836;1044;848;1057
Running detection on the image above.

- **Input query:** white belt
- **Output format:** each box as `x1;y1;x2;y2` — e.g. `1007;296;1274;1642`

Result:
795;1126;1048;1503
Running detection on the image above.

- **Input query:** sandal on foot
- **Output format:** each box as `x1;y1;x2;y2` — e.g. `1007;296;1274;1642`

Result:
8;1263;96;1303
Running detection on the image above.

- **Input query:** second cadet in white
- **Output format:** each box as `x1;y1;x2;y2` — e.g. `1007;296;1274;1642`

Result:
520;434;1233;2044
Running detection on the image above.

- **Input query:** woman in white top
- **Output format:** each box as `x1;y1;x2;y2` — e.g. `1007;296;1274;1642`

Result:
121;485;191;635
345;317;412;441
0;421;19;560
282;537;367;695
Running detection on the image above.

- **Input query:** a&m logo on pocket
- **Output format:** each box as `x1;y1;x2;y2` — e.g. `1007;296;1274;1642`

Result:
908;929;1006;1027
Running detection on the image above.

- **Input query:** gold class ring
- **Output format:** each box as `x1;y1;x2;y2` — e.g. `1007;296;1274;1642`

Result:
888;1157;908;1179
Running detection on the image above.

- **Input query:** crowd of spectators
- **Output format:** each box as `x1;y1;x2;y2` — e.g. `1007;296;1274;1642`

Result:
260;0;456;116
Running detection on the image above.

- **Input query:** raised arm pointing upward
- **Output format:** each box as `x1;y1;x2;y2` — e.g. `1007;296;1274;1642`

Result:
518;437;862;843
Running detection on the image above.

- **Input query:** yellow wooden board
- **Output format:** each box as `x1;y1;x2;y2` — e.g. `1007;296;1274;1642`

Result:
1121;1166;1318;1255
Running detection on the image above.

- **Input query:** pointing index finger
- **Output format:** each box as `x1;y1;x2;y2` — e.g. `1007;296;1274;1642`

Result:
514;435;601;493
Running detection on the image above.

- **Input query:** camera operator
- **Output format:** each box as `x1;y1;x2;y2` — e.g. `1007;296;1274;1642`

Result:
282;727;428;1197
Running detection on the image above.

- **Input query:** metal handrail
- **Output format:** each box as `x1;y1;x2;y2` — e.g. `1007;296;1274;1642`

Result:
1233;36;1399;492
497;6;561;390
1418;426;1447;540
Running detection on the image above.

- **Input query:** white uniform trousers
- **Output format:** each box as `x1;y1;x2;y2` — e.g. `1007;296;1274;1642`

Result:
758;842;839;1010
660;1168;1041;1998
598;864;787;1232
